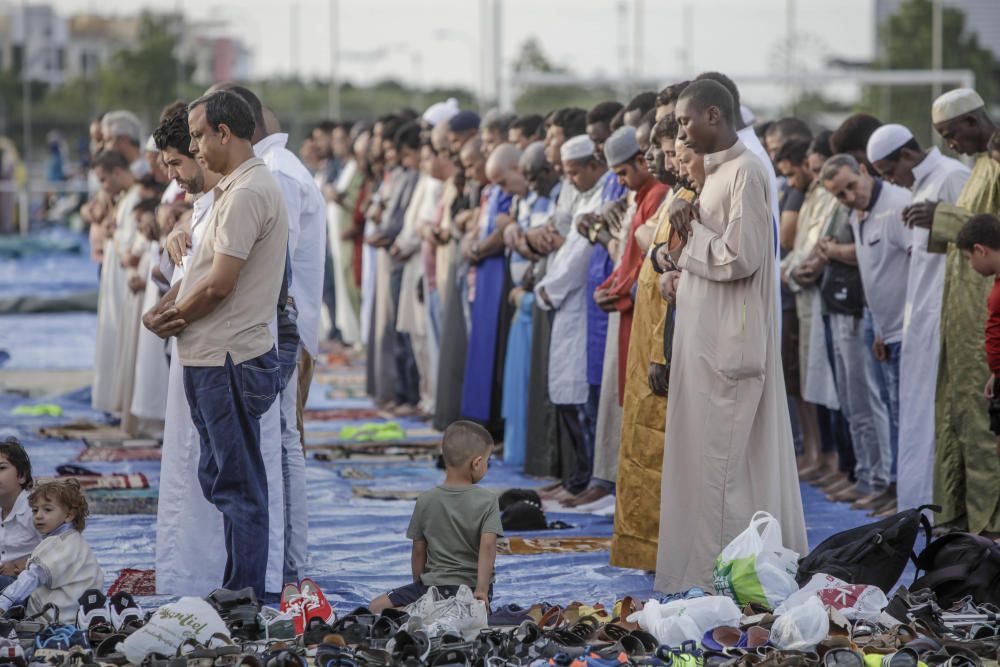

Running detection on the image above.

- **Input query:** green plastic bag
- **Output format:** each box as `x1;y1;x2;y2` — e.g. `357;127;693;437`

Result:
713;511;800;609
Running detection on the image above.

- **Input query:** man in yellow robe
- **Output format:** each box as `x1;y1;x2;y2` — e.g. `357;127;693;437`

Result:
904;88;1000;535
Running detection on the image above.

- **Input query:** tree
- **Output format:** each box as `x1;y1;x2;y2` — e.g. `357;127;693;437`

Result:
95;12;194;123
511;37;617;114
863;0;998;145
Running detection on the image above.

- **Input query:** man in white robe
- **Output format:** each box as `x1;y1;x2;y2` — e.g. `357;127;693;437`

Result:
867;125;970;512
655;80;807;592
92;151;140;414
148;105;285;596
536;135;608;494
235;86;327;586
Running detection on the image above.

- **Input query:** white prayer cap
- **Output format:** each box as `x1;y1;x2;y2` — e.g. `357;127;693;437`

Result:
740;105;756;127
561;135;595;163
866;124;914;163
932;88;985;124
422;98;460;127
144;134;159;153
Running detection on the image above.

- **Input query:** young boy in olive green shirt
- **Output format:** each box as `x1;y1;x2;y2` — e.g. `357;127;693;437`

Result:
370;421;502;612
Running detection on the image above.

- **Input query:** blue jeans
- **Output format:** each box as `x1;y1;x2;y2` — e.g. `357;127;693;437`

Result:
863;309;897;483
183;348;280;598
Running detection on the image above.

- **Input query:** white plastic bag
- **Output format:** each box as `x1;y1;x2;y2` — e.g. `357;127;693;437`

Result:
771;595;830;650
628;595;741;646
775;573;889;622
713;511;800;608
119;597;229;665
403;585;488;639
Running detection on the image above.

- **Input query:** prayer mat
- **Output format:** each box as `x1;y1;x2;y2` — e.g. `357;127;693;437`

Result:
303;408;383;421
324;386;367;400
86;488;158;514
307;440;439;453
77;446;162;462
107;568;156;597
339;468;374;480
314;450;437;463
351;486;423;501
38;421;124;441
497;537;612;555
39;472;150;490
82;437;160;449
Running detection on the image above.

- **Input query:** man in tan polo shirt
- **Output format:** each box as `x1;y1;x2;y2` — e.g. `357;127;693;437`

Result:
143;90;288;598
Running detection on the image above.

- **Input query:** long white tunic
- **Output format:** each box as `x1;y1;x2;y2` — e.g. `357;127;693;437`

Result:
255;133;327;358
155;190;288;595
655;140;807;593
328;160;362;345
92;185;141;413
896;149;970;511
536;175;606;406
130;241;169;422
156;192;227;595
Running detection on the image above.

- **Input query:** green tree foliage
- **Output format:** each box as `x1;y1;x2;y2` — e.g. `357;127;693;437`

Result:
864;0;998;145
512;37;619;115
94;12;193;120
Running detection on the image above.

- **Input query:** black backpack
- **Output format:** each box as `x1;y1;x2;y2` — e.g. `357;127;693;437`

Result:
797;505;936;592
911;532;1000;606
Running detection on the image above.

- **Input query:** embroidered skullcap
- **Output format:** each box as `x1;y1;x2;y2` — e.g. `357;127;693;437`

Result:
932;88;985;124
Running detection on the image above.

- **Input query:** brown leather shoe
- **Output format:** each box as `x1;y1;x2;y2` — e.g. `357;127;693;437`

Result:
828;484;865;503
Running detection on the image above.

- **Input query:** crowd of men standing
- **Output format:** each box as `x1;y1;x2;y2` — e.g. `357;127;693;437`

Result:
82;70;1000;599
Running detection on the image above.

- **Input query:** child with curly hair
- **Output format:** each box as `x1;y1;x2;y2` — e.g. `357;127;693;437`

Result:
0;479;103;620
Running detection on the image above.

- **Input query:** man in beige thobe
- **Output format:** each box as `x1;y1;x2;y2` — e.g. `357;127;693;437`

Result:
655;80;807;592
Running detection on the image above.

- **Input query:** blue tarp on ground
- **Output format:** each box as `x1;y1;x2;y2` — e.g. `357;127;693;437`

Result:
0;231;895;613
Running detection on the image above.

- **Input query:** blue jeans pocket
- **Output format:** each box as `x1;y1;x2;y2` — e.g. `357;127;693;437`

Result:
241;350;280;419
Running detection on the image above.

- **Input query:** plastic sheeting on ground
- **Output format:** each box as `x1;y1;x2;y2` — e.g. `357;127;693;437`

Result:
0;230;892;612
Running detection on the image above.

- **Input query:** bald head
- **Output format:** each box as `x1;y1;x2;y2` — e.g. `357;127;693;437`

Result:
485;143;521;181
459;136;484;163
263;107;281;134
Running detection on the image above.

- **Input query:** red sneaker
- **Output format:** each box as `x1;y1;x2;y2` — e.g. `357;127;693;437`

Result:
298;577;336;625
279;582;306;636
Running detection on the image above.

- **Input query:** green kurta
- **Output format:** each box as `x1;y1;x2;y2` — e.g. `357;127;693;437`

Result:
929;154;1000;533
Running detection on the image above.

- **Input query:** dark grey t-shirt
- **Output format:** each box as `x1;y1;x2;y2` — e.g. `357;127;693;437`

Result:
406;485;503;587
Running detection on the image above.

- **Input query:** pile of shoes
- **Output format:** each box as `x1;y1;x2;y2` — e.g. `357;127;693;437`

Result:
0;590;147;667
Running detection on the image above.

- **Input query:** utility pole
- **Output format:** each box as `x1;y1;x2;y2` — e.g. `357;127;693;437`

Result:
21;0;32;171
931;0;943;146
617;0;629;98
290;3;300;138
493;0;502;109
328;0;340;118
633;0;643;89
786;0;796;114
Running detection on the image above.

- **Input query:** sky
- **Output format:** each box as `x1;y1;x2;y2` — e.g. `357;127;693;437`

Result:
39;0;877;109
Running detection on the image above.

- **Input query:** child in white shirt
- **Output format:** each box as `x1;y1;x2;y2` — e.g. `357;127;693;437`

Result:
0;438;41;586
0;479;103;621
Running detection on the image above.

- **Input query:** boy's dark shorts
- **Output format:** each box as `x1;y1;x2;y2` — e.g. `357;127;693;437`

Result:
387;582;494;607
